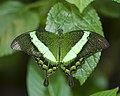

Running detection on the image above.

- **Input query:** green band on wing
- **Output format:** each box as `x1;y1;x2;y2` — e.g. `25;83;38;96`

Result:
62;31;90;62
29;31;57;62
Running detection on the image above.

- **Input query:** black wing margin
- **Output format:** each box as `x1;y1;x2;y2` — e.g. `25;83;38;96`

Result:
11;32;41;57
78;31;109;58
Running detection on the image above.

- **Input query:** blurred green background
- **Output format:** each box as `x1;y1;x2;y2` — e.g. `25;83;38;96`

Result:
0;0;120;96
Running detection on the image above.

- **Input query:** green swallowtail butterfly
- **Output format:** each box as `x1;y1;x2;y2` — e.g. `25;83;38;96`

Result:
11;30;109;87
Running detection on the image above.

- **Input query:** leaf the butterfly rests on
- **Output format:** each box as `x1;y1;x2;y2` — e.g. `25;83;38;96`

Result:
11;30;109;87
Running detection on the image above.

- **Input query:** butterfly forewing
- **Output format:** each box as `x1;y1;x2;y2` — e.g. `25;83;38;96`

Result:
61;30;109;63
60;30;84;63
77;31;109;59
11;32;41;57
35;31;59;63
11;31;59;64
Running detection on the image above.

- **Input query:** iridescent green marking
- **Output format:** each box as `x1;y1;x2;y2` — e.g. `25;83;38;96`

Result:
79;58;83;62
42;65;48;70
35;57;40;61
70;65;76;71
48;69;53;73
65;69;70;75
53;67;57;70
35;57;58;73
35;57;58;87
75;61;80;66
62;59;83;75
38;60;44;65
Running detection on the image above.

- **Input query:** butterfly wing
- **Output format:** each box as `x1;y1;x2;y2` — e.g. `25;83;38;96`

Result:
11;31;59;63
11;31;59;86
61;30;109;65
11;31;42;57
35;31;59;62
60;30;84;61
78;31;109;59
60;30;109;86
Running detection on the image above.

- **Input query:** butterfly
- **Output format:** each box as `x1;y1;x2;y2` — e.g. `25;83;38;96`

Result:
11;30;109;87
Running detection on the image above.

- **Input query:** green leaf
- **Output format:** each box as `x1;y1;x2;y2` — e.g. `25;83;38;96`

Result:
46;3;103;35
27;58;73;96
73;52;101;85
0;1;39;57
0;1;24;16
65;0;94;13
94;0;120;18
90;87;119;96
0;1;24;36
46;3;103;85
113;0;120;3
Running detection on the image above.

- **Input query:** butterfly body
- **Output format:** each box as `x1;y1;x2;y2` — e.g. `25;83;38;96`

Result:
11;30;109;87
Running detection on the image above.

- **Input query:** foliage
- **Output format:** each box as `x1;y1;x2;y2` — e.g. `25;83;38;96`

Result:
65;0;94;13
0;0;120;96
94;0;120;18
0;1;39;56
90;87;119;96
113;0;120;3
